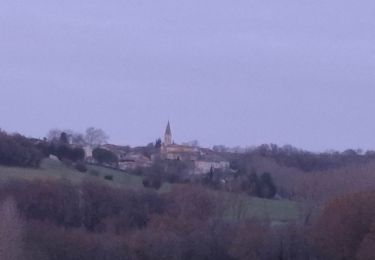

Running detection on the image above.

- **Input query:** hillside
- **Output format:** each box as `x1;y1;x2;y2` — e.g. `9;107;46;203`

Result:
0;159;143;187
0;159;301;222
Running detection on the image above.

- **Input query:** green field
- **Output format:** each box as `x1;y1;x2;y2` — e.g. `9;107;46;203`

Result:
0;159;145;189
220;192;302;223
0;159;301;222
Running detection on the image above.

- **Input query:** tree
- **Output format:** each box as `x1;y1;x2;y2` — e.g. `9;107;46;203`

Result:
229;220;269;260
0;198;25;260
54;145;85;162
213;145;229;153
313;191;375;260
59;132;69;145
85;127;108;147
92;148;118;166
357;222;375;260
245;171;260;196
259;172;277;198
47;129;63;142
155;139;162;149
183;140;199;147
71;133;86;146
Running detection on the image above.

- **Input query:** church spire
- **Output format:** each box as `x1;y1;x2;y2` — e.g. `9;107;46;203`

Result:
165;121;171;136
164;121;172;145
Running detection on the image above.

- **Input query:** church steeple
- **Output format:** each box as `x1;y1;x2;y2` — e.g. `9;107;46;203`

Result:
164;121;172;146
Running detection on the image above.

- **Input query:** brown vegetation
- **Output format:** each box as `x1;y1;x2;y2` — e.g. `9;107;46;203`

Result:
0;178;313;260
313;191;375;260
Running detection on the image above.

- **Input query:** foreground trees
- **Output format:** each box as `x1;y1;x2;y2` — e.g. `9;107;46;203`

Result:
313;191;375;260
0;179;290;260
0;176;374;260
0;198;25;260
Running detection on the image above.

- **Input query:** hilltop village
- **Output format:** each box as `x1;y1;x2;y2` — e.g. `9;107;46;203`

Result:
86;122;230;175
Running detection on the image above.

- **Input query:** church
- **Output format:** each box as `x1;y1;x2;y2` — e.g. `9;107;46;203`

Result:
160;122;230;174
161;121;200;161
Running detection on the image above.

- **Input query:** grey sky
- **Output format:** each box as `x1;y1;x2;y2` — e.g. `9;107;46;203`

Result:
0;0;374;151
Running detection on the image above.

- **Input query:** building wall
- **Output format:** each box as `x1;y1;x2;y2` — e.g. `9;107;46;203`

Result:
162;144;199;160
194;160;230;175
83;146;93;158
165;145;198;153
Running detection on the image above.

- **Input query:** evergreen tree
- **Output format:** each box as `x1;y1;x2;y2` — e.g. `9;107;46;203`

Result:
59;132;69;145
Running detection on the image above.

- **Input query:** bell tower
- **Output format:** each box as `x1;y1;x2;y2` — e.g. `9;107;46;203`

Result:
164;121;172;146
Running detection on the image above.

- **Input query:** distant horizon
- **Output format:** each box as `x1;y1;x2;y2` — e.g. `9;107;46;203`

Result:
0;123;372;153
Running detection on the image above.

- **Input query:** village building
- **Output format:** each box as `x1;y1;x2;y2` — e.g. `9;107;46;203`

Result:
161;122;199;161
119;151;152;170
160;122;230;174
101;144;153;170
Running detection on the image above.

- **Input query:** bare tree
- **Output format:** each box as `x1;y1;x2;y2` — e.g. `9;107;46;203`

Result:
46;129;74;143
71;133;86;146
46;128;63;142
85;127;109;148
0;198;25;260
47;127;109;147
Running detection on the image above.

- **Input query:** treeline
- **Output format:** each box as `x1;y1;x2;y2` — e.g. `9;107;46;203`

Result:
133;159;278;199
0;178;374;260
0;130;44;167
0;130;87;168
39;142;85;163
227;144;375;172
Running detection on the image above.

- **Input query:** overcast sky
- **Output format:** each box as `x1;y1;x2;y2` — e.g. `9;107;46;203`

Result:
0;0;374;151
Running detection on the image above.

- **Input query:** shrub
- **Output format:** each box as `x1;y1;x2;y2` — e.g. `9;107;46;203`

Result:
258;172;277;198
0;179;82;228
92;148;118;166
142;176;162;190
104;175;113;181
75;162;88;172
51;144;85;163
25;222;129;260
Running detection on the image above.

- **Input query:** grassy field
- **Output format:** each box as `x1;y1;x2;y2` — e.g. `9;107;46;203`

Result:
0;159;146;189
214;191;301;223
0;159;301;222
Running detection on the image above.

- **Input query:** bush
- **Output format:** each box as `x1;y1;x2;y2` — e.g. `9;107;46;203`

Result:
79;181;164;231
75;162;88;172
143;176;162;190
104;175;113;181
49;144;85;163
258;172;277;198
89;170;100;177
92;148;118;166
25;222;129;260
0;179;82;228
